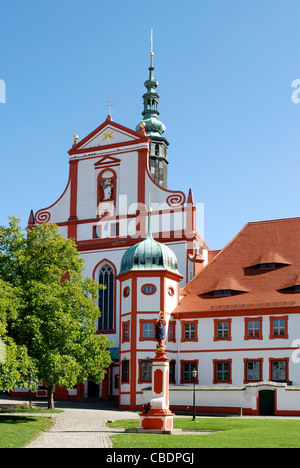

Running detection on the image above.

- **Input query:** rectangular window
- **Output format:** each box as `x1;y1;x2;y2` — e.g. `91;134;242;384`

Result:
273;320;285;336
214;319;232;341
269;316;288;339
168;322;176;342
271;360;287;382
248;320;260;337
182;362;197;383
93;225;101;238
244;317;262;340
218;321;229;338
213;360;232;384
169;322;174;340
142;322;155;339
245;360;262;382
140;360;152;382
184;323;195;340
122;322;130;343
114;374;119;390
169;360;176;383
181;321;198;342
121;360;129;383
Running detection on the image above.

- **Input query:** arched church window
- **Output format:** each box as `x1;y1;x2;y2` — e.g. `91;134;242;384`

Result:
98;263;114;331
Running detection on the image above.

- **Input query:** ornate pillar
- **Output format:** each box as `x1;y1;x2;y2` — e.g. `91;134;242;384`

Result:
139;313;174;433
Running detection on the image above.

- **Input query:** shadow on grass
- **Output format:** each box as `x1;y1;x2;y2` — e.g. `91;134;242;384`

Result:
0;416;42;424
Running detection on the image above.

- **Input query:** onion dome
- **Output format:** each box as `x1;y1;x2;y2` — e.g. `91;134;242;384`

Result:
119;210;179;276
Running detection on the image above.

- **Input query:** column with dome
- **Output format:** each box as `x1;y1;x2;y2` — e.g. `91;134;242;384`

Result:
117;207;183;419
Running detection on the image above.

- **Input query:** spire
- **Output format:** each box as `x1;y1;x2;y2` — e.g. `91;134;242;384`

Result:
27;209;36;228
187;188;195;205
136;30;166;137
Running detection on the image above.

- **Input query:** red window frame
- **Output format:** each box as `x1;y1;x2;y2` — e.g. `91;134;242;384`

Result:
141;284;157;295
122;320;130;343
269;357;289;382
243;358;263;384
213;318;232;341
139;319;156;341
168;321;176;343
269;316;288;340
213;359;232;384
180;360;199;384
244;317;263;340
181;320;198;342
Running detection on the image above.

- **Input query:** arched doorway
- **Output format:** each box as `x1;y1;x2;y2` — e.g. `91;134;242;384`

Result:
259;389;275;416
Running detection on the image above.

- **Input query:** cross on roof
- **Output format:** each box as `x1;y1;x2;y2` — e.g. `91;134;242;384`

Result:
105;99;114;117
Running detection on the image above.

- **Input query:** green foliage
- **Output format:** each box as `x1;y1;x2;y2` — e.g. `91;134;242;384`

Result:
0;217;112;397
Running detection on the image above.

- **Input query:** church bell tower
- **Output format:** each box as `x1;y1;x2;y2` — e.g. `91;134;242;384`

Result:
136;32;169;189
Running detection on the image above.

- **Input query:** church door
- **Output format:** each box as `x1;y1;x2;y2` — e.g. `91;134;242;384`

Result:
259;390;275;416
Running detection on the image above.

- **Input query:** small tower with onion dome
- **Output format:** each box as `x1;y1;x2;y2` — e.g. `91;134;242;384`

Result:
118;201;183;417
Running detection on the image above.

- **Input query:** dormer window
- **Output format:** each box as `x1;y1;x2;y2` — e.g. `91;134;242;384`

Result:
252;263;282;270
288;285;300;292
201;289;245;298
213;289;233;297
249;262;284;271
244;262;289;275
279;285;300;294
244;254;290;275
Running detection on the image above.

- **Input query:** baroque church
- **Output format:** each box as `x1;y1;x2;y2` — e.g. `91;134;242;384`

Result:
12;45;300;416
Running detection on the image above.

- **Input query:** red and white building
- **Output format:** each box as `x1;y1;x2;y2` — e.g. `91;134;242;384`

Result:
12;51;207;402
12;50;300;416
168;217;300;416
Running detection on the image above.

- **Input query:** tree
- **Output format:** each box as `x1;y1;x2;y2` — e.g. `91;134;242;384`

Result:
0;218;112;408
0;278;34;392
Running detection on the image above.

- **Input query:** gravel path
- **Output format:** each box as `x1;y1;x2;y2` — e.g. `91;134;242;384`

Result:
0;397;139;449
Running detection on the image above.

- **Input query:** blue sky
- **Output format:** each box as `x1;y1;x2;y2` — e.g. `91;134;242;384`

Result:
1;0;300;250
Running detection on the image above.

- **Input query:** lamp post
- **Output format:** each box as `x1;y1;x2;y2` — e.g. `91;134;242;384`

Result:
192;368;197;421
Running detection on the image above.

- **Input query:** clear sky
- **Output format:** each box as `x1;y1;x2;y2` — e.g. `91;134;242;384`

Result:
1;0;300;250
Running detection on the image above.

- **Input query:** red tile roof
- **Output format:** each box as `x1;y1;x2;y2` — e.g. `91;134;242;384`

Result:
175;217;300;316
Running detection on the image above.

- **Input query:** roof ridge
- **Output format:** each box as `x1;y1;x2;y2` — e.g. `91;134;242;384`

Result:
247;216;300;226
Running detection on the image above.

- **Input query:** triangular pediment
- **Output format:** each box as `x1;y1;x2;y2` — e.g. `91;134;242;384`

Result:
94;155;121;168
68;117;149;155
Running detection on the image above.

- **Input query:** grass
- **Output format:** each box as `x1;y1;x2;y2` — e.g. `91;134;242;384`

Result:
0;416;54;448
0;403;62;414
107;417;300;448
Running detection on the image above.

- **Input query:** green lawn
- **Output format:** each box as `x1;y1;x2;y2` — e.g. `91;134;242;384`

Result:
0;416;54;448
107;417;300;448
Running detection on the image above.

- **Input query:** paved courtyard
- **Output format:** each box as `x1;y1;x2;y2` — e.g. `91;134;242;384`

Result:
0;397;139;448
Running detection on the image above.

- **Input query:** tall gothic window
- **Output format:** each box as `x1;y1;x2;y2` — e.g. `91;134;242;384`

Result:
98;263;114;331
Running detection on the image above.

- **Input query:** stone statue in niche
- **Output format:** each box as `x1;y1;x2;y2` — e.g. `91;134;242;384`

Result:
155;311;167;352
101;178;113;200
